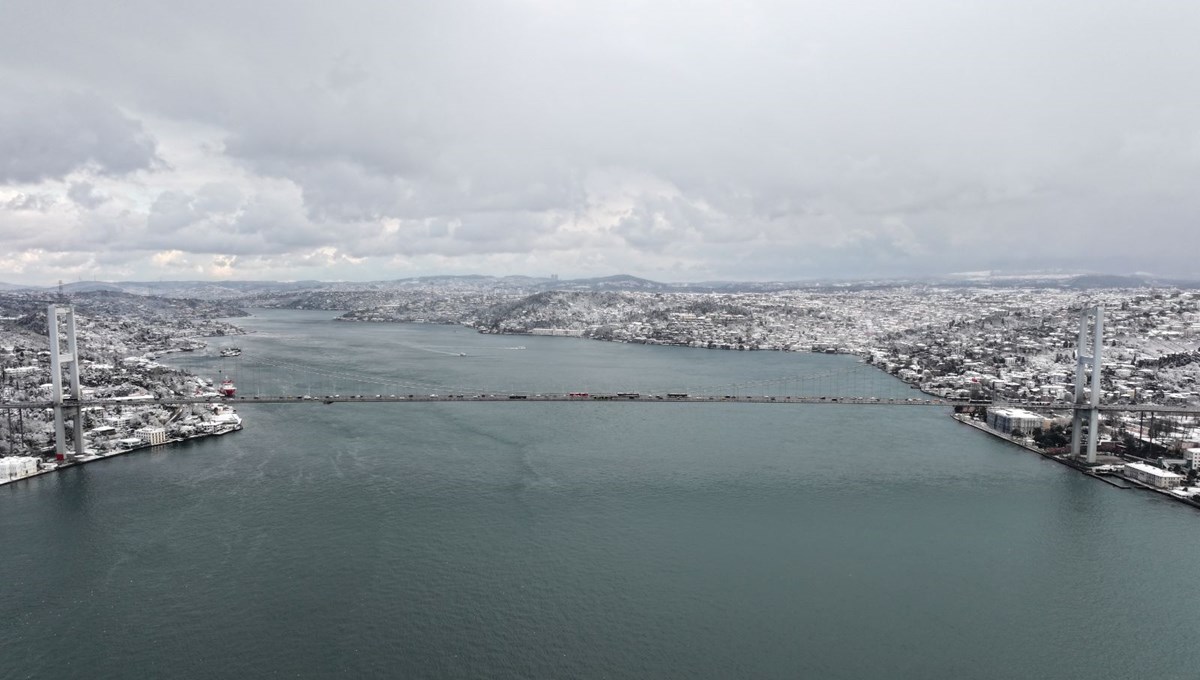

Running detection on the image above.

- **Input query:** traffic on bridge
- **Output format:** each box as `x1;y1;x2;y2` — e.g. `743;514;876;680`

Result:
0;392;951;409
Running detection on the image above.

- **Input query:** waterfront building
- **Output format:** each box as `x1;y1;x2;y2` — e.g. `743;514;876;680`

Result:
0;456;40;482
134;427;168;446
1123;462;1184;489
985;407;1045;434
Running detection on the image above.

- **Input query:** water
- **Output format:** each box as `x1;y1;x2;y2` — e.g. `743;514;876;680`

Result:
3;310;1199;679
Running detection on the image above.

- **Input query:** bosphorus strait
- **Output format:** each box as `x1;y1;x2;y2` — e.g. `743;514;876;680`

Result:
3;310;1199;679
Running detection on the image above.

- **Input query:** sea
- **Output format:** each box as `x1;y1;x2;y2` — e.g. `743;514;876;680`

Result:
2;309;1199;679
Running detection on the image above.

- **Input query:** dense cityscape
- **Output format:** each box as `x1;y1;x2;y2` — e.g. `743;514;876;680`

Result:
0;292;247;476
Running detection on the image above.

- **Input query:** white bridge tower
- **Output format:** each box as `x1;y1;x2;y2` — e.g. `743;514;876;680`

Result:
1070;305;1104;464
48;304;85;461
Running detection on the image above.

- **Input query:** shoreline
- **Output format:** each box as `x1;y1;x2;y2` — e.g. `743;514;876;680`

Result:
952;413;1200;512
0;423;243;489
331;316;952;399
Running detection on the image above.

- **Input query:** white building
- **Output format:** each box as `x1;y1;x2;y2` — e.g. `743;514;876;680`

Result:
88;425;118;439
986;407;1045;435
134;427;168;445
1124;462;1184;489
0;457;41;482
1186;448;1200;469
4;366;38;376
106;414;134;428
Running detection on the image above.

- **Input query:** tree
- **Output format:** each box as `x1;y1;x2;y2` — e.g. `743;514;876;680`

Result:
1033;424;1069;449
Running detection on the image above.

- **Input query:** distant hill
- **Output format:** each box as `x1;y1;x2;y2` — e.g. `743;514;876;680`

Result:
937;272;1200;290
5;271;1198;301
60;279;329;298
1062;274;1153;289
0;288;247;320
553;275;675;292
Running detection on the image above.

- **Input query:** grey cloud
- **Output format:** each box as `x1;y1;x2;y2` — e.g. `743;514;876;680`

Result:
231;191;323;246
146;191;197;233
2;0;1200;282
67;182;108;209
193;183;244;214
0;82;160;184
4;192;56;211
326;52;369;92
140;187;311;255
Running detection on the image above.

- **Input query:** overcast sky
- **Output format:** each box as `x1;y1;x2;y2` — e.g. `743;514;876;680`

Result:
1;0;1198;284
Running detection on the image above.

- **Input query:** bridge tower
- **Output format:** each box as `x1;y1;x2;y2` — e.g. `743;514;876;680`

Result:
1069;305;1104;464
48;304;85;461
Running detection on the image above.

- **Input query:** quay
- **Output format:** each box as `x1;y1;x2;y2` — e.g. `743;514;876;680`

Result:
0;420;242;489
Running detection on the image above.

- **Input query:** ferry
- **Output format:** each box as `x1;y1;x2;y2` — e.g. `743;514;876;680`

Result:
220;378;237;398
219;347;242;357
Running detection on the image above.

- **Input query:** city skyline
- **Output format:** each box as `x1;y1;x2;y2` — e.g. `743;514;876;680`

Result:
2;1;1199;285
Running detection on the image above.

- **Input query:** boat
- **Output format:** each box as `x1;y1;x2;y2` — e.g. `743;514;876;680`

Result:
219;347;242;357
220;378;237;398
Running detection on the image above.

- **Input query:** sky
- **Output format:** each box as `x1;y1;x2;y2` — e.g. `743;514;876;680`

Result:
1;0;1198;285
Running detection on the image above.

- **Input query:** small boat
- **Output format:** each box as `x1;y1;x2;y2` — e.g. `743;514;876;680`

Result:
219;347;242;357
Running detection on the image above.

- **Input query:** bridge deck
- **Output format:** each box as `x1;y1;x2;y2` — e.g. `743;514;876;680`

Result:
0;394;945;409
2;394;1198;414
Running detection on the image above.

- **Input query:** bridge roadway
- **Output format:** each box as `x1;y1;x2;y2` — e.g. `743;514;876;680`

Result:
2;393;1199;414
0;393;948;409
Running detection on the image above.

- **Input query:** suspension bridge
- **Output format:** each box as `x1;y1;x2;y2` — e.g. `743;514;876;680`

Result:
7;304;1200;464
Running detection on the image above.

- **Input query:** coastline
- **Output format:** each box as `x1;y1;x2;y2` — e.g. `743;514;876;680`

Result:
2;320;253;491
1;420;243;489
952;413;1200;512
335;317;950;398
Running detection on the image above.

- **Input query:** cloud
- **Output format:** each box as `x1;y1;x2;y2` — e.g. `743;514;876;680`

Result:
0;0;1199;283
3;192;56;212
0;82;160;184
67;182;108;209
